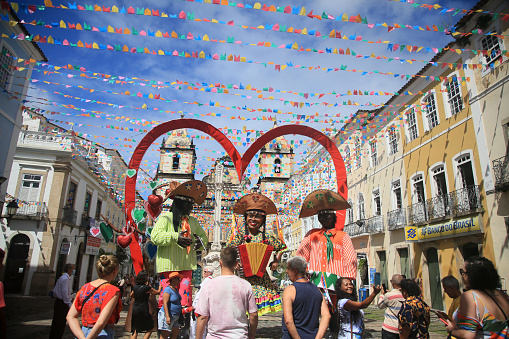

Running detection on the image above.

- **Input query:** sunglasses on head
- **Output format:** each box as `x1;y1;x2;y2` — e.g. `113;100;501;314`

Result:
459;268;467;275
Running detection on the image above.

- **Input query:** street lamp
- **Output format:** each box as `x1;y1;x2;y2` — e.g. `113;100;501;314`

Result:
6;200;19;217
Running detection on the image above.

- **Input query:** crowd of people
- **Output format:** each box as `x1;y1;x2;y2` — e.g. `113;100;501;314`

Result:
33;180;507;339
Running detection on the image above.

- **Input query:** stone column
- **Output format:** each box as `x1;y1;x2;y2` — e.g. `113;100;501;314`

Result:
204;164;223;277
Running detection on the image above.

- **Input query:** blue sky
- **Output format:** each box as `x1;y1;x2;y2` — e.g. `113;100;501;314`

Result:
9;0;480;198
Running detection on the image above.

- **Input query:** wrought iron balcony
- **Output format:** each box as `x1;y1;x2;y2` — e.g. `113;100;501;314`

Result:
449;185;482;215
80;214;91;229
2;201;48;219
407;186;482;225
426;194;451;221
387;209;406;230
367;215;384;233
492;155;509;191
343;220;368;237
62;207;78;225
407;202;428;225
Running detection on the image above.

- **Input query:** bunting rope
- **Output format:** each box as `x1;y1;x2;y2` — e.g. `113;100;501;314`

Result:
12;0;507;37
1;16;502;69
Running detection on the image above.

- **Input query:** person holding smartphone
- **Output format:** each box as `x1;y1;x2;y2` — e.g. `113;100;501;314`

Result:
377;274;405;339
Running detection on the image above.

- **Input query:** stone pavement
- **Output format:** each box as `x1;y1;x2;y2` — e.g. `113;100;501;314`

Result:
5;295;448;338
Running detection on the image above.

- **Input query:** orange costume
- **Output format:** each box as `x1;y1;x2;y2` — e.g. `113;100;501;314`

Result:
296;190;357;290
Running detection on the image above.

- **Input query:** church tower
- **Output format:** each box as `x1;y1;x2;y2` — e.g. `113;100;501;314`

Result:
257;121;294;204
154;128;196;200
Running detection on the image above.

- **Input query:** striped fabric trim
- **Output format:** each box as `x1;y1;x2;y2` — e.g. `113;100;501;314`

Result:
297;229;357;279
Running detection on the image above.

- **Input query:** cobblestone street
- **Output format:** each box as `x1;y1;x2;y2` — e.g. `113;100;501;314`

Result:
6;295;448;338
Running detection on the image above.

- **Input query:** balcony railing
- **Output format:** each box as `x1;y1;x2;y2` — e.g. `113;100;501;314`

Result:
407;185;482;225
492;155;509;191
80;214;91;229
407;201;428;225
426;194;451;221
449;185;482;215
62;207;78;225
343;220;368;237
3;201;48;218
367;215;384;233
18;130;73;150
387;209;406;230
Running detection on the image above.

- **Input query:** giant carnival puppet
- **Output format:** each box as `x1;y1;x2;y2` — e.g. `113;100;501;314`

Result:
297;189;357;333
150;180;209;325
227;193;287;316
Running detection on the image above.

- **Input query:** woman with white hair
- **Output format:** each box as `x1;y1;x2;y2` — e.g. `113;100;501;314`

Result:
282;256;331;339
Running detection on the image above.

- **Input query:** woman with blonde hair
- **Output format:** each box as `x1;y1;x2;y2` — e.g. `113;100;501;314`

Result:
67;254;123;339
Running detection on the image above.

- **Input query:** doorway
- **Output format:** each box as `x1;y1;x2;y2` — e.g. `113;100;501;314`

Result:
4;234;30;294
426;247;443;310
55;238;69;284
377;251;388;289
462;242;480;261
86;255;95;283
398;248;410;279
73;243;85;291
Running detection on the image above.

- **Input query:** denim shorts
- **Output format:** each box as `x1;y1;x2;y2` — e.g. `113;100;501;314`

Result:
158;307;180;331
81;325;115;339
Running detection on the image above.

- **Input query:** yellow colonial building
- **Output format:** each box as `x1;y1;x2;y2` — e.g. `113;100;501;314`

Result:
400;49;496;310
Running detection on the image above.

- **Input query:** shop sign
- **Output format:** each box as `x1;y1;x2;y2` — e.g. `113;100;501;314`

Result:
85;235;101;255
60;241;71;255
405;215;481;242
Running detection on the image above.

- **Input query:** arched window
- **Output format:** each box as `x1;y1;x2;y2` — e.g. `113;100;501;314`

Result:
358;194;365;220
347;198;354;224
274;158;281;173
172;154;180;170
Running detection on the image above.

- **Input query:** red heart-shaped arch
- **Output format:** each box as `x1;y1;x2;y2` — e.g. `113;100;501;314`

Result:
124;119;347;273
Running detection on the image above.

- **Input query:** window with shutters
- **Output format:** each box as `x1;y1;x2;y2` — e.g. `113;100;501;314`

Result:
0;45;14;90
344;146;351;172
479;33;504;76
422;93;439;131
445;77;463;116
373;189;381;216
388;127;399;156
406;109;419;142
347;198;354;224
65;182;78;209
95;199;102;221
84;192;92;216
355;139;362;169
358;194;365;220
370;141;378;167
18;174;42;201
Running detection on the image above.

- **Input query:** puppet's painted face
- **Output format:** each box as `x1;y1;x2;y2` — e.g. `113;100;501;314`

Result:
318;210;335;229
175;198;194;215
245;210;266;234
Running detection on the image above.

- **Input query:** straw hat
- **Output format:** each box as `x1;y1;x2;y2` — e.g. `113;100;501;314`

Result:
233;193;277;215
169;180;207;205
299;189;350;218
